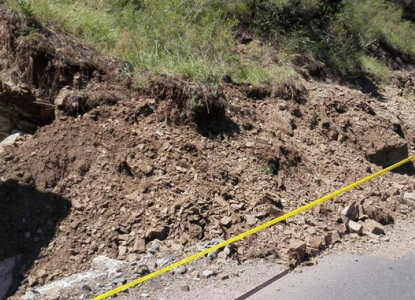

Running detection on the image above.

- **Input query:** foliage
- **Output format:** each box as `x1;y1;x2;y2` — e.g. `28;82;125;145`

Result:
5;0;415;83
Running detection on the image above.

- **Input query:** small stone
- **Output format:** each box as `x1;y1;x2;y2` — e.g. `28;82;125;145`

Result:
403;193;415;206
347;220;363;235
133;238;146;253
207;250;218;260
220;216;232;227
325;231;341;246
191;270;200;278
141;293;149;298
181;285;190;292
173;265;187;275
189;224;203;239
224;245;233;256
127;254;138;262
362;219;385;235
308;236;324;249
70;221;81;230
118;246;127;257
245;215;257;226
71;199;84;211
245;141;255;148
147;240;160;255
341;203;358;223
264;191;282;207
289;239;306;261
383;236;390;242
202;269;217;279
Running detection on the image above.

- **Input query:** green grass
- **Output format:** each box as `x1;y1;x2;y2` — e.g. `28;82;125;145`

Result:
6;0;415;84
8;0;289;83
360;56;390;82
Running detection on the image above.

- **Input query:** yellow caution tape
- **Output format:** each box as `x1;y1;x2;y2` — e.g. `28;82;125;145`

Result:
91;154;415;300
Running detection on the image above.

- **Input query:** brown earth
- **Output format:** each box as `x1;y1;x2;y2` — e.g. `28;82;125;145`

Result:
0;8;415;298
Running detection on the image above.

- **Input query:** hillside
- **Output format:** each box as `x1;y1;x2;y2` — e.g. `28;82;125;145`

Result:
0;1;415;299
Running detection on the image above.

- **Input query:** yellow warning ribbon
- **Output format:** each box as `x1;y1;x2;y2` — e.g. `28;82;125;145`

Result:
91;154;415;300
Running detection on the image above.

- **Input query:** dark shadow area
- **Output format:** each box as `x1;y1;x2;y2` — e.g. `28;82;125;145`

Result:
392;161;415;176
0;180;71;298
194;104;241;138
350;74;386;101
234;267;294;300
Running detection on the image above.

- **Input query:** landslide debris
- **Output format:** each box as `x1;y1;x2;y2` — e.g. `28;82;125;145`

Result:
0;7;415;299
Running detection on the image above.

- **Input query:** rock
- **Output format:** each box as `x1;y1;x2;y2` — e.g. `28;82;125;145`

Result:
173;265;187;276
308;236;324;249
156;257;175;268
181;285;190;292
362;219;385;235
325;231;341;246
127;254;138;262
147;240;160;255
146;226;169;241
189;224;203;239
118;245;127;258
202;269;217;279
289;240;306;262
341;203;358;223
220;216;232;227
71;199;84;211
347;220;363;235
224;245;233;257
245;215;257;226
133;238;146;253
207;250;219;260
263;191;282;207
191;270;200;278
245;141;255;148
403;193;415;207
91;256;128;274
0;132;23;153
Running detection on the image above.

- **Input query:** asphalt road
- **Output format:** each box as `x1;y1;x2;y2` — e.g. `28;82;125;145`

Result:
243;252;415;300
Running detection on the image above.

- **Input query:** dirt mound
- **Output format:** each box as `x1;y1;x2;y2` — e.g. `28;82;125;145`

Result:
2;72;415;297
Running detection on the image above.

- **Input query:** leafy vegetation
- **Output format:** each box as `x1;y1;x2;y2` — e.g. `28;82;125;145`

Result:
5;0;415;83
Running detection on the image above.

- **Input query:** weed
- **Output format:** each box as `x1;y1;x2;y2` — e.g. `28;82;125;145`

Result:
17;0;33;18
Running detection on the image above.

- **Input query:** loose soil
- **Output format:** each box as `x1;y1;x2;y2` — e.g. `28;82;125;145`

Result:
0;7;415;299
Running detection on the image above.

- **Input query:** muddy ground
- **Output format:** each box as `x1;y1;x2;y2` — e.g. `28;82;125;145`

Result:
0;8;415;299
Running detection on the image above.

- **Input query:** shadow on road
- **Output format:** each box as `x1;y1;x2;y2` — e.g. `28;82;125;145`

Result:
234;267;294;300
0;179;71;298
